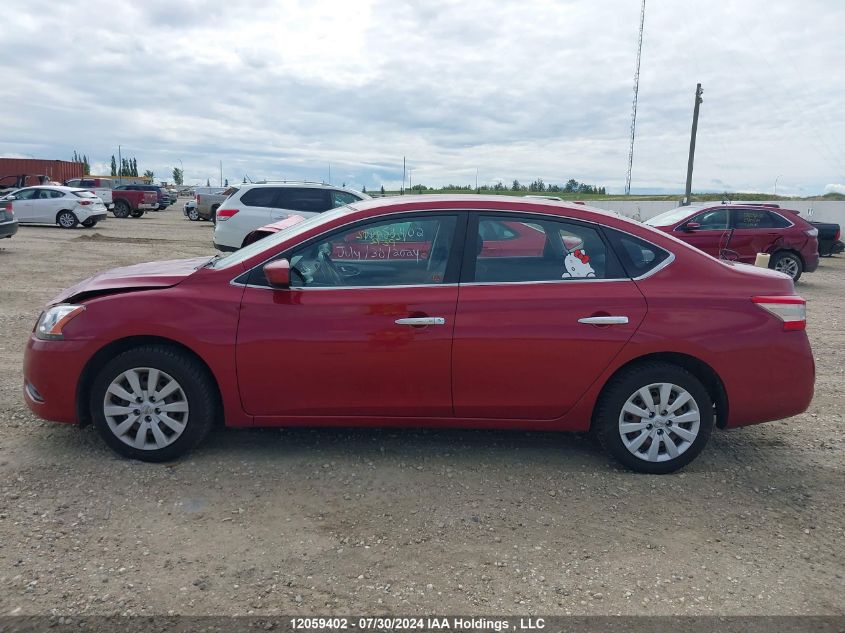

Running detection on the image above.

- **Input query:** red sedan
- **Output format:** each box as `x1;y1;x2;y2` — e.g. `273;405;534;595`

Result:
23;196;814;473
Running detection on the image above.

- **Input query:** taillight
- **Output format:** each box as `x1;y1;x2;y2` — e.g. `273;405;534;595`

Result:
78;200;93;205
196;195;201;203
836;228;841;241
217;208;238;221
752;296;806;331
804;228;818;237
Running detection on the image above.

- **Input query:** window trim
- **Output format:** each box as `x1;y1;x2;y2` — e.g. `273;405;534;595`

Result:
729;207;794;230
229;208;674;289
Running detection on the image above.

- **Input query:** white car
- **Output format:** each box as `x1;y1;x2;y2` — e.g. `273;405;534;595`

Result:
212;183;370;251
1;186;108;228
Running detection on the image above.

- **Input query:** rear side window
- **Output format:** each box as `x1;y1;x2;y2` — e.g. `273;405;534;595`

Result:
732;209;790;229
605;228;671;277
48;190;65;199
471;215;624;282
239;187;279;208
73;191;97;198
276;188;332;213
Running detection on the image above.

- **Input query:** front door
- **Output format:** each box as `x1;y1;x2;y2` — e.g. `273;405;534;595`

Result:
676;208;730;258
452;213;648;420
236;213;464;418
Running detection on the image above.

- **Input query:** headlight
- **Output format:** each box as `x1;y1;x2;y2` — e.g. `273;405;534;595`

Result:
35;305;85;340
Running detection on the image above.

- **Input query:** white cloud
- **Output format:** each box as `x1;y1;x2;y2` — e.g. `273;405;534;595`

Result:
0;0;844;193
824;184;845;194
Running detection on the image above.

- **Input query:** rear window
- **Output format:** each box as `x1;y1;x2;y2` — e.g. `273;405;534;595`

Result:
276;188;332;213
605;228;671;277
239;187;279;208
73;191;98;198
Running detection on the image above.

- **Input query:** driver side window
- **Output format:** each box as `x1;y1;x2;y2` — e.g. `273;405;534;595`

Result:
690;209;728;229
289;215;458;287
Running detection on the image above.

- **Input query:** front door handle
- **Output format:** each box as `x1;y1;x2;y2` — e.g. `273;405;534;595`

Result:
578;316;629;325
395;317;446;326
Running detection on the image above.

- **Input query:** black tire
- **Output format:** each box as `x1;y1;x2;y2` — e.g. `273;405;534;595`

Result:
90;345;217;462
210;205;219;224
130;209;144;218
56;210;78;229
81;218;98;228
187;208;199;221
593;361;714;474
113;200;130;218
769;251;803;282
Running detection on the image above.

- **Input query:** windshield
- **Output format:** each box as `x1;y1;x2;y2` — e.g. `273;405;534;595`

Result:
644;206;697;226
210;206;354;270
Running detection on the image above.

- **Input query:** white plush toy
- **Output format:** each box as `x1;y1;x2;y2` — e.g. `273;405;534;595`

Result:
562;249;596;278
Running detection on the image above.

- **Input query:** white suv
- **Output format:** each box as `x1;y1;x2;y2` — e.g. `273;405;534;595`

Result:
212;183;370;251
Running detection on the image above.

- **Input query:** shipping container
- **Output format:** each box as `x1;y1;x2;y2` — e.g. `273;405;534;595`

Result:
0;159;84;187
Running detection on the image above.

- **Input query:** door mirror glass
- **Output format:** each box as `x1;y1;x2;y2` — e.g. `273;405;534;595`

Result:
264;259;291;288
684;221;701;231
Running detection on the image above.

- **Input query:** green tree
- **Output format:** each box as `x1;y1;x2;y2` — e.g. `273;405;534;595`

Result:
362;185;367;193
131;158;138;177
206;178;211;187
172;167;184;186
110;155;117;177
143;169;155;180
511;179;521;191
380;185;385;195
82;155;90;175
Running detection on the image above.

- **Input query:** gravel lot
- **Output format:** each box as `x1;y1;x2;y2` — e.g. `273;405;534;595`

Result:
0;207;842;616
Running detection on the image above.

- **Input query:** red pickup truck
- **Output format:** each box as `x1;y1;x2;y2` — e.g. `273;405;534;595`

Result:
111;188;157;218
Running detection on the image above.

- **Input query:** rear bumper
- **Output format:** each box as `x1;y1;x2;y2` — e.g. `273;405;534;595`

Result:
722;331;815;428
804;251;819;273
0;219;18;238
214;240;238;252
138;203;157;210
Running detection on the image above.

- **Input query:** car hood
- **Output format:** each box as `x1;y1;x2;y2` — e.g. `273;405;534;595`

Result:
49;256;211;305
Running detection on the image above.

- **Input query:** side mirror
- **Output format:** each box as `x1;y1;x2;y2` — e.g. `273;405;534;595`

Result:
684;221;701;231
264;259;291;288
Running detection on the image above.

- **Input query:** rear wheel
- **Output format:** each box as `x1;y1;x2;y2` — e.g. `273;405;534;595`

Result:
210;205;219;224
57;210;78;229
770;251;803;282
81;218;98;228
113;200;130;218
130;209;144;218
593;362;714;474
90;346;217;462
187;208;199;221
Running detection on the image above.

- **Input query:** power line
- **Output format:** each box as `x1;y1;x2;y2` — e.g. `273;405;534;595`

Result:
625;0;646;195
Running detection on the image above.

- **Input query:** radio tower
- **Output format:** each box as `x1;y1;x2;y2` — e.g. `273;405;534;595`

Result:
625;0;646;195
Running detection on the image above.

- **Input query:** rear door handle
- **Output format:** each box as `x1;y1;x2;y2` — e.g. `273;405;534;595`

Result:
578;316;629;325
395;317;446;326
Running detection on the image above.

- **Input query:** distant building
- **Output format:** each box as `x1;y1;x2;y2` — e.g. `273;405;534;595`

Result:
0;158;83;186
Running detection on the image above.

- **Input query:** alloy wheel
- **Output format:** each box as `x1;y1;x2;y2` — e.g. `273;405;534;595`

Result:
58;212;77;228
618;382;701;463
103;367;190;450
775;256;800;279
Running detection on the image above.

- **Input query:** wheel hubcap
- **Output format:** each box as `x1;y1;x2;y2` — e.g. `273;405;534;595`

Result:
103;367;189;450
59;214;74;227
775;257;799;278
618;382;700;462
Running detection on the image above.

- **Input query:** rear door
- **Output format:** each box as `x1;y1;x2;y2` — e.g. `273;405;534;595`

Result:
452;212;648;420
728;208;789;263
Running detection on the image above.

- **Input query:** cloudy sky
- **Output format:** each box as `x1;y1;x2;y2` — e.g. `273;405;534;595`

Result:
1;0;844;194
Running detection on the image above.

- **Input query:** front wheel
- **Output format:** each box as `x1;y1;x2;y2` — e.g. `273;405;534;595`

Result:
770;251;803;282
593;362;714;474
57;210;78;229
90;346;217;462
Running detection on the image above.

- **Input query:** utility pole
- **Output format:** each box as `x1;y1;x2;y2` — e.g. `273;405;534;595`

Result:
682;83;704;206
401;157;406;195
220;160;223;187
625;0;646;195
117;144;122;184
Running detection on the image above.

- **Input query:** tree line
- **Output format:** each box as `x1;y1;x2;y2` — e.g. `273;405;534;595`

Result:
403;179;606;195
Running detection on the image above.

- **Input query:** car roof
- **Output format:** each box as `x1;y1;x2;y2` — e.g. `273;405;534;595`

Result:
13;185;80;193
240;182;367;195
